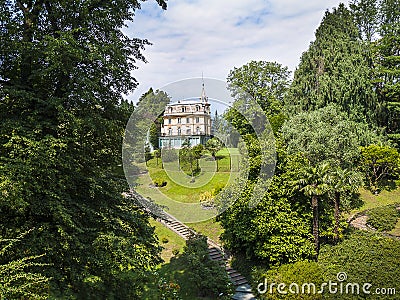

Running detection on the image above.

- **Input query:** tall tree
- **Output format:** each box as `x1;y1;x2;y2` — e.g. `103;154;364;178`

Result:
350;0;400;146
288;4;378;123
373;23;400;146
0;0;166;297
350;0;380;41
281;105;380;254
227;60;290;133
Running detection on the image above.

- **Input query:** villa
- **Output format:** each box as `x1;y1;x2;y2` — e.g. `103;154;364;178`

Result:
159;84;212;148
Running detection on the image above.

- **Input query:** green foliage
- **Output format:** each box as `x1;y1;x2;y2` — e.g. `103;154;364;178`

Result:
366;204;400;231
157;277;182;300
293;161;331;257
162;148;179;163
253;261;324;299
282;104;381;169
177;235;233;298
318;230;400;299
145;145;153;162
227;60;291;119
0;0;166;298
253;230;400;299
350;0;380;41
373;23;400;147
287;4;378;123
154;178;167;187
205;137;224;158
218;170;315;264
0;233;49;300
179;141;203;177
360;144;400;191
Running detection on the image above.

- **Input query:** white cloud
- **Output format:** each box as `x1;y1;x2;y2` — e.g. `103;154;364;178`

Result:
126;0;349;102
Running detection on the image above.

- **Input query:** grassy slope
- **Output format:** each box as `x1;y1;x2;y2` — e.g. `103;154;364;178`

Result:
150;219;186;263
354;187;400;212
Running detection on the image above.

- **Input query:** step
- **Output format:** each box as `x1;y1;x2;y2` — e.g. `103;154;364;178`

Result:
232;275;246;281
172;227;188;232
208;247;219;253
209;251;222;257
229;272;242;279
234;278;248;286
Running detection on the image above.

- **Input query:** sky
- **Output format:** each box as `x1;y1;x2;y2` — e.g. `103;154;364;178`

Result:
125;0;350;102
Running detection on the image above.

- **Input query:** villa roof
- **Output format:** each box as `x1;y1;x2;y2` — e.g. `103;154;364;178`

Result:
167;98;209;106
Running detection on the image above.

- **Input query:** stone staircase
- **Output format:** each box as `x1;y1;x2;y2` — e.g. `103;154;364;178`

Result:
159;217;256;299
125;191;256;299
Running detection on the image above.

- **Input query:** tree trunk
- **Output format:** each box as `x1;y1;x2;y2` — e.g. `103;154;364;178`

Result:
311;195;319;260
333;191;341;244
212;154;218;172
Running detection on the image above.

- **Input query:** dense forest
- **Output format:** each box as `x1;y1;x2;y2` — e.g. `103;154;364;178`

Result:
0;0;399;299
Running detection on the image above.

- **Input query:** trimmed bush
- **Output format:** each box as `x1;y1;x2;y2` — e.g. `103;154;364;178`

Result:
366;204;400;231
153;178;167;187
253;261;324;299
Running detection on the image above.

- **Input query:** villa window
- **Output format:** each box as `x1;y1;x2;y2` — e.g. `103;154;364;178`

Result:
186;129;191;135
196;106;200;111
196;117;200;123
168;128;172;135
178;118;181;124
178;128;181;136
196;127;200;135
182;107;185;112
186;117;190;123
168;118;171;124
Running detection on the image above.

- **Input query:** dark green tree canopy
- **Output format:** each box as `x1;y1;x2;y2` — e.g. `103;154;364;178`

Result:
0;0;167;297
287;4;378;123
227;60;290;118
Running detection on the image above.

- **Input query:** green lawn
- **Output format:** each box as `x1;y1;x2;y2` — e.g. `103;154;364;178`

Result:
186;218;224;244
355;187;400;211
150;219;186;263
134;148;241;223
148;218;223;300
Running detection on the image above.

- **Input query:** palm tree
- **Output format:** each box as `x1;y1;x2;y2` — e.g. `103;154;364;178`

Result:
329;167;362;243
296;162;330;260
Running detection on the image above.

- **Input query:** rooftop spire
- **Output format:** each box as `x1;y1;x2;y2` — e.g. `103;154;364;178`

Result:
201;73;208;103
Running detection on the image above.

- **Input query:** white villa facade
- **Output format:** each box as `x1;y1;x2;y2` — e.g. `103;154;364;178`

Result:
159;85;212;148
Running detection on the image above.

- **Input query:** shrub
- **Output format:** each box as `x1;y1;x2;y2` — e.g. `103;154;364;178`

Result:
360;144;400;192
153;178;167;187
161;237;169;244
199;191;215;209
366;204;400;231
253;261;324;299
319;230;400;299
172;248;180;256
157;277;181;300
179;235;234;298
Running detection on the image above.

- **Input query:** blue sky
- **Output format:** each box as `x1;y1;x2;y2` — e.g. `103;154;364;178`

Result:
125;0;349;102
